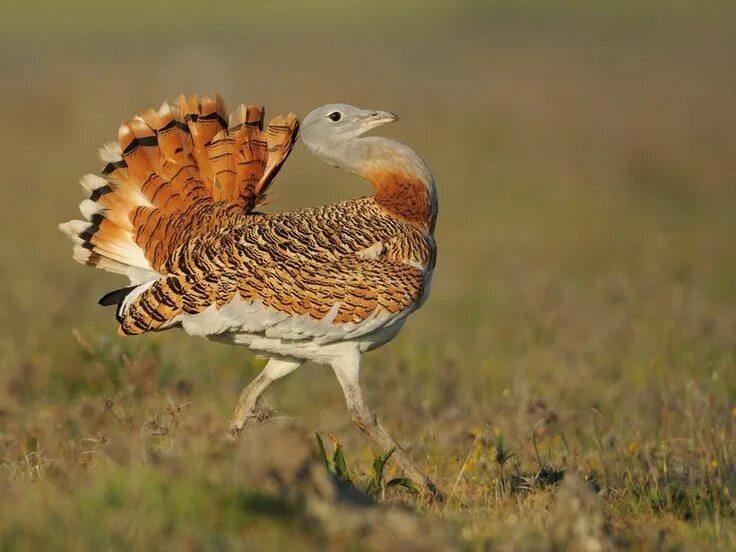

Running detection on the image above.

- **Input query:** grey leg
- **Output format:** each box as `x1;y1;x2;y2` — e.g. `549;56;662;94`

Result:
229;357;303;436
331;349;442;500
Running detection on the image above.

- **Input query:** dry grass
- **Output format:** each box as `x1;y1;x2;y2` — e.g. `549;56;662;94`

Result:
1;1;735;549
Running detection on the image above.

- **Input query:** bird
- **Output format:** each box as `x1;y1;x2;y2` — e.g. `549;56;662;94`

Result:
59;95;439;497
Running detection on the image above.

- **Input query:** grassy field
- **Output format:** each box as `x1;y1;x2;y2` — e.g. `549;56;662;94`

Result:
1;1;735;549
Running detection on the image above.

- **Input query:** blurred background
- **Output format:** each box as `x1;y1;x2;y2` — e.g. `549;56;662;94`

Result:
0;0;735;548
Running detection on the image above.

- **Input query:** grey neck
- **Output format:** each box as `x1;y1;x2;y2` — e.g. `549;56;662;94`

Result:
303;135;436;198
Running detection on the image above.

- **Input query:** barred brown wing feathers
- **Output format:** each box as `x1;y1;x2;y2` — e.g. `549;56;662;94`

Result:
176;94;227;196
118;200;432;338
259;114;300;205
138;102;205;199
59;94;299;279
119;249;425;338
230;104;266;208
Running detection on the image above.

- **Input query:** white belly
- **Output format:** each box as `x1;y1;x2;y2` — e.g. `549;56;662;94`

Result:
209;316;406;364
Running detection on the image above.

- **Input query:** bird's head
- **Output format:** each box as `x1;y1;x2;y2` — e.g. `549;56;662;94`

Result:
301;103;398;155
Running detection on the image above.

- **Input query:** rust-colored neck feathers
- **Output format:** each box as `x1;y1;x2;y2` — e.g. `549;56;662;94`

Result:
340;137;436;232
300;130;436;232
366;169;433;230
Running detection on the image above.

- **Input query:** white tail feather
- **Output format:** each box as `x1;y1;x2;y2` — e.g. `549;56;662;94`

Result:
80;173;108;194
79;199;103;220
98;142;122;163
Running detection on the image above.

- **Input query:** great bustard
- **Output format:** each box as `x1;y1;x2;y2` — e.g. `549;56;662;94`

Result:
59;95;439;497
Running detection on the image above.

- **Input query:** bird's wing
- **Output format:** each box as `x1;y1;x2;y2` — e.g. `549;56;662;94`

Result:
120;252;428;342
60;95;299;279
116;203;433;340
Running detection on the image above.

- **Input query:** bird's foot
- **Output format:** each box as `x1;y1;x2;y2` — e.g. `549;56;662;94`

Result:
227;403;278;440
387;449;444;504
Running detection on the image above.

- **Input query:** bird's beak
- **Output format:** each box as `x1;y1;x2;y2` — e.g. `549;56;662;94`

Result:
360;110;399;130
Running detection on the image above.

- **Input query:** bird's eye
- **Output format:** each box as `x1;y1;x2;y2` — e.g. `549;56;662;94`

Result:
328;112;342;122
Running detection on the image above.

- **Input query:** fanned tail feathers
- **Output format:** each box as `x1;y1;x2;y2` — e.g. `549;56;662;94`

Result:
59;94;299;286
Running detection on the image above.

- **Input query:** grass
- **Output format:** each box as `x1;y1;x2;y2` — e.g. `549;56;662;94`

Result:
1;0;736;549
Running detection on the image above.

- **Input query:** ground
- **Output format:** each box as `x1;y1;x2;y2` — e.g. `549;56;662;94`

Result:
0;1;735;549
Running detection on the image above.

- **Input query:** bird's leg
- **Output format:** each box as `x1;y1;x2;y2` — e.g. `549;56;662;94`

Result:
331;350;443;501
229;357;303;437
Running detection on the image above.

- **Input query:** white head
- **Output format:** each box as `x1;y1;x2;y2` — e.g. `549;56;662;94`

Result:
301;103;430;179
301;103;397;157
